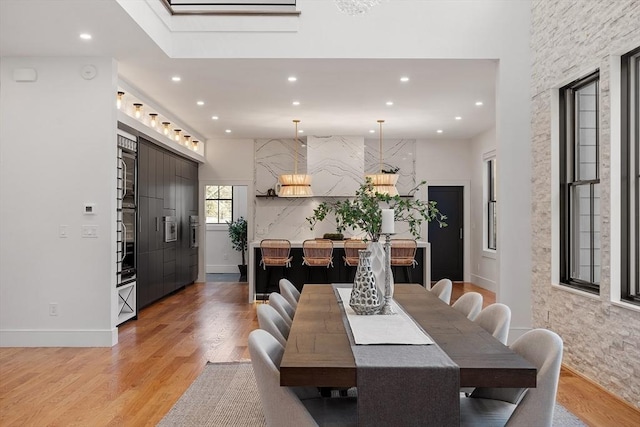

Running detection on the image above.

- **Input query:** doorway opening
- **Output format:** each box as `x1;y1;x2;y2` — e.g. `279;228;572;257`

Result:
204;184;249;283
428;186;464;282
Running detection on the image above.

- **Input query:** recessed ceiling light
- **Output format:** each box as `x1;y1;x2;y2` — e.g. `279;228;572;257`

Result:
79;33;92;40
475;101;484;106
171;76;181;82
400;76;409;82
437;129;444;134
197;101;204;106
292;101;300;106
211;116;219;120
369;130;375;134
386;101;394;106
225;129;232;133
455;116;462;120
288;76;297;82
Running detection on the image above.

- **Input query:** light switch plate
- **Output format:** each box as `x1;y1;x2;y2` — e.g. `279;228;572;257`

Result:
81;225;98;238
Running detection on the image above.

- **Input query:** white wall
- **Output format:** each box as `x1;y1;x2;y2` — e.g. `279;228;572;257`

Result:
188;1;532;336
199;139;255;280
205;186;248;273
0;57;118;346
470;127;498;291
415;138;473;283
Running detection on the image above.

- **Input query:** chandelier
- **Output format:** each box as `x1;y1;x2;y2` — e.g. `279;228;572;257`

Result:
366;120;399;196
278;120;313;197
334;0;382;15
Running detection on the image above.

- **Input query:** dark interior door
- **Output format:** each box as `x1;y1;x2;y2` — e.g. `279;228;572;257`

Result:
428;186;464;282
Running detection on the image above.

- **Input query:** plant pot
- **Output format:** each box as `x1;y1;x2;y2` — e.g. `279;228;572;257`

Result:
237;264;247;282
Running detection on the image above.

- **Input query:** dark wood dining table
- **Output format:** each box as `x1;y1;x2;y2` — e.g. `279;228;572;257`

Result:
280;284;537;389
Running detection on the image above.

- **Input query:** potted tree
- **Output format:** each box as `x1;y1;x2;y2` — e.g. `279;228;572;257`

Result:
227;216;248;282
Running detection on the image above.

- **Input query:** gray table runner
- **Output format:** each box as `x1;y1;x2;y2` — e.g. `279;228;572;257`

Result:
333;284;460;427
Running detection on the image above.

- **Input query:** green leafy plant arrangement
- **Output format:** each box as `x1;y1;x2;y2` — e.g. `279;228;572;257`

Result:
306;178;447;242
227;216;248;266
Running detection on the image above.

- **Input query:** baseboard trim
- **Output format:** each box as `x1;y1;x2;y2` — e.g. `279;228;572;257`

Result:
0;328;118;347
206;264;240;274
470;274;496;292
561;364;640;414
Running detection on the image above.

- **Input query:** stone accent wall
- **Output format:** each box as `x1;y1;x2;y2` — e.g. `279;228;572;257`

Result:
254;138;417;241
531;0;640;408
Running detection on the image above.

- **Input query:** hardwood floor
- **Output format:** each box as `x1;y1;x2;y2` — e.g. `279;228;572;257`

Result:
0;281;638;426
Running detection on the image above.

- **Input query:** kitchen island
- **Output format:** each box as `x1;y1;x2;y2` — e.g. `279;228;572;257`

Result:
247;240;430;303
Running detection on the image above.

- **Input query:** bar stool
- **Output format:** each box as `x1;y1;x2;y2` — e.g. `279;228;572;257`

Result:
390;239;418;283
302;239;334;284
343;239;368;282
259;239;292;302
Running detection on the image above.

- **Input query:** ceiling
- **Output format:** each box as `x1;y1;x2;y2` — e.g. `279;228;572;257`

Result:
0;0;497;141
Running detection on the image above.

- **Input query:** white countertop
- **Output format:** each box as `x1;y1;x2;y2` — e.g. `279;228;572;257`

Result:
249;240;429;249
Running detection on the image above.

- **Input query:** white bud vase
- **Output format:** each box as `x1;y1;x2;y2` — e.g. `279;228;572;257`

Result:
367;241;394;301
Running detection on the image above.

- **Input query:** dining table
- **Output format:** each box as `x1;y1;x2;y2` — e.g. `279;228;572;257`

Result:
280;283;537;427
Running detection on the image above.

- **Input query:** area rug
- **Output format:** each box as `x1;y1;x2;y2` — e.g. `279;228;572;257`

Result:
157;362;585;426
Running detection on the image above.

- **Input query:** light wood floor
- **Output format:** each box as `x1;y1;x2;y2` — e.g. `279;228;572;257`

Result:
0;282;638;426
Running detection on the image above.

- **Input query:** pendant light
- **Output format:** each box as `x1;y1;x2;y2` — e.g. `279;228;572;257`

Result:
365;120;399;196
278;119;313;197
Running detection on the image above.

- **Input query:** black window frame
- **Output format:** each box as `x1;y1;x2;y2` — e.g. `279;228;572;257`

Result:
487;157;497;251
559;70;600;294
205;185;234;224
622;47;640;304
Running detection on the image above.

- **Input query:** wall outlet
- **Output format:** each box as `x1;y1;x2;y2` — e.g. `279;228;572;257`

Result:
49;303;58;316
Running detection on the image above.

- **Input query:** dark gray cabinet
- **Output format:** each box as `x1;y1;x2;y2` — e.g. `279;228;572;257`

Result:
163;154;176;210
137;140;198;309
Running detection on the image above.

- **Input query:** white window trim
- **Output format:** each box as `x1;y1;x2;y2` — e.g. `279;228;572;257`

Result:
611;46;640;310
206;223;230;231
483;149;497;257
610;54;623;305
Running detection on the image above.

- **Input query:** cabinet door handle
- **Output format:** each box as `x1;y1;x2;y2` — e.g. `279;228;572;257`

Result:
460;228;463;239
156;217;160;232
121;158;127;200
121;222;127;262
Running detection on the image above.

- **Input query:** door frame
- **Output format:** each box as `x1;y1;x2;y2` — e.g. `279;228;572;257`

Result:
425;180;471;283
197;179;254;283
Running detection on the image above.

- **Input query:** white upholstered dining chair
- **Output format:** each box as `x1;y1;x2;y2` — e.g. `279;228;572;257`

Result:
279;278;300;309
248;329;357;427
474;303;512;345
459;328;563;427
256;304;290;347
269;292;295;327
430;278;453;304
451;291;483;320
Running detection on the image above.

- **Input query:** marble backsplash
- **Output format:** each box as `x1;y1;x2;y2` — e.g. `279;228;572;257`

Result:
254;137;416;241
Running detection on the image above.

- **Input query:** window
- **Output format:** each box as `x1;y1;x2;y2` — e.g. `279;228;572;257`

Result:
559;71;600;293
622;47;640;303
205;185;233;224
485;155;497;250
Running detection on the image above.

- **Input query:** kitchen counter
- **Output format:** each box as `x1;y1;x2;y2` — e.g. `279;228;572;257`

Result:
247;239;430;302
